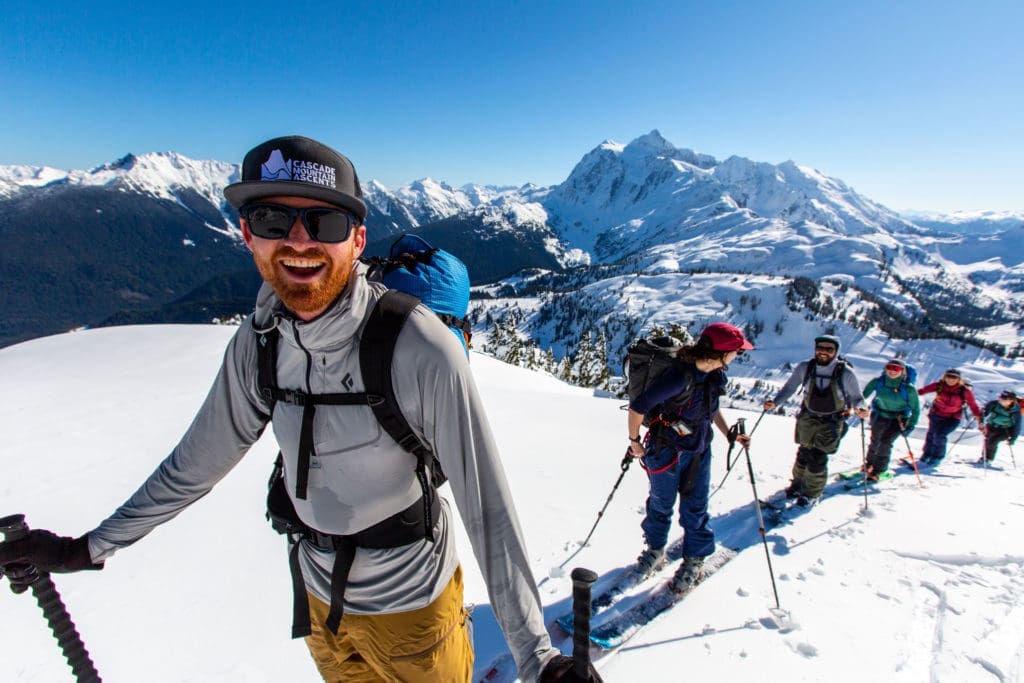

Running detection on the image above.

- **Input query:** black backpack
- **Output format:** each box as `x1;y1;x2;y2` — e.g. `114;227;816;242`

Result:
258;290;447;541
801;356;853;404
624;336;696;426
259;235;472;542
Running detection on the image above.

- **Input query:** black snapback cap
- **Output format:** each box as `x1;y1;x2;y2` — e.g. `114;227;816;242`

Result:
224;135;367;220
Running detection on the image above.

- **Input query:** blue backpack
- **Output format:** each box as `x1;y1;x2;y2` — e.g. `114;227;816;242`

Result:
373;234;472;353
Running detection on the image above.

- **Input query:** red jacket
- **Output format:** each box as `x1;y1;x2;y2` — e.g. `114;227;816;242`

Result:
918;381;982;420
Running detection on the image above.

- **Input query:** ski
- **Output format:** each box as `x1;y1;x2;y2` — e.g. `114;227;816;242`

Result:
957;459;1004;471
586;547;737;650
835;468;867;480
758;497;787;512
553;534;687;634
765;498;805;523
842;470;893;489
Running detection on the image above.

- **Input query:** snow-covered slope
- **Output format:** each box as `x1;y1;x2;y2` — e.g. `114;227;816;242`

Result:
2;324;1023;682
904;209;1024;235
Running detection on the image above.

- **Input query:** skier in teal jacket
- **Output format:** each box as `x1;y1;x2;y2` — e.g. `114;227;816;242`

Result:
862;358;921;478
981;390;1021;463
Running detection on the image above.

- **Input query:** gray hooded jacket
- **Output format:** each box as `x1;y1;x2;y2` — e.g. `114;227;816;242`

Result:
87;267;556;681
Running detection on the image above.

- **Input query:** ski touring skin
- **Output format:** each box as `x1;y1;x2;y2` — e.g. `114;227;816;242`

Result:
585;546;737;650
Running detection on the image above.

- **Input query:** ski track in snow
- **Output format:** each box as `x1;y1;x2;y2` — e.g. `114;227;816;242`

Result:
4;330;1024;683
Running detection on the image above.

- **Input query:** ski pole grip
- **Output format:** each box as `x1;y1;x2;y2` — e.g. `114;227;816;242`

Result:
0;514;102;683
570;567;598;681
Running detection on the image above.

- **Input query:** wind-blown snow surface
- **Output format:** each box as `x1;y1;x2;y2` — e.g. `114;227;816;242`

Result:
2;325;1023;682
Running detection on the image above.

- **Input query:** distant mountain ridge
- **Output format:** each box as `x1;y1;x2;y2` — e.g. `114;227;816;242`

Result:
2;135;1022;361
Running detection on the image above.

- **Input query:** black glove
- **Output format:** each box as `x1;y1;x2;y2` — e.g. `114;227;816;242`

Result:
540;654;604;683
0;530;101;592
902;427;914;437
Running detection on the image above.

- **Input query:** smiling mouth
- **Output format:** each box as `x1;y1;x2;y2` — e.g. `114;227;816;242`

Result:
279;257;326;277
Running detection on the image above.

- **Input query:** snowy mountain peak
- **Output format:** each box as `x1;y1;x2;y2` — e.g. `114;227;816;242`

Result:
627;129;674;154
391;177;477;225
0;150;239;205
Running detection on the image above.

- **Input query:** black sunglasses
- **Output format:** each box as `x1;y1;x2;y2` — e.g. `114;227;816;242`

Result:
815;344;837;352
240;202;359;243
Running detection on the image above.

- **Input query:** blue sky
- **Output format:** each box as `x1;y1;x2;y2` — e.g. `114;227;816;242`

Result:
2;1;1021;212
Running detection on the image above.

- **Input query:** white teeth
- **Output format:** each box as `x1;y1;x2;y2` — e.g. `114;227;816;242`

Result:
281;258;323;269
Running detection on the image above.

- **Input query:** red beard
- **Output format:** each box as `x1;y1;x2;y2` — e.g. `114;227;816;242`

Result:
253;244;354;318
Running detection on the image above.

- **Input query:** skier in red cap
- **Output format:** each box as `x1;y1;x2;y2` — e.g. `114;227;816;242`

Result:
626;323;753;593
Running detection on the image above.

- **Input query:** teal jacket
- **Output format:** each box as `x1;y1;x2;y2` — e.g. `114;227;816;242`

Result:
864;374;921;430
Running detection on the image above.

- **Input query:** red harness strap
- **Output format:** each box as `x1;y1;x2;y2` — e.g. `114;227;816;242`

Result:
639;419;681;475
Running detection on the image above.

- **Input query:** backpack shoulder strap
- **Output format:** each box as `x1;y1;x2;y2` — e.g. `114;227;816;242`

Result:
652;363;699;420
833;358;850;404
359;290;424;452
359;289;442;541
256;326;281;413
803;359;814;387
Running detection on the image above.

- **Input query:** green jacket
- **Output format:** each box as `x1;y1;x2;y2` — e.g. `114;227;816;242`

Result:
864;374;921;430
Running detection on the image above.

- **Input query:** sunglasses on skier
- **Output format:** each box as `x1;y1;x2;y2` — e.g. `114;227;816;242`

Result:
814;344;837;353
885;363;904;373
240;202;360;243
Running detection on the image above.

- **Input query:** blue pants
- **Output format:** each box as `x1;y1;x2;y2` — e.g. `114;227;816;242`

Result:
640;444;714;558
922;414;960;462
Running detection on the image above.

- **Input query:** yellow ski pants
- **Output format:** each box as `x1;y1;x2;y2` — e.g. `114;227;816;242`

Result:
305;564;473;682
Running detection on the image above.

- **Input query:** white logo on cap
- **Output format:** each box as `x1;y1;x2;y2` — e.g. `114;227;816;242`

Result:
261;149;336;189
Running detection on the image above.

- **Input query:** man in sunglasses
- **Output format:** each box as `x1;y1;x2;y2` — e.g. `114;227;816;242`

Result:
0;136;585;683
763;335;868;505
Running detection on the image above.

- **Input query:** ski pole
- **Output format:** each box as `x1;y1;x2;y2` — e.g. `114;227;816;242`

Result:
729;409;767;469
0;514;102;683
946;417;973;461
860;418;869;510
725;418;745;473
569;568;599;682
578;452;633;549
710;409;767;501
1009;443;1017;470
712;418;746;499
899;430;924;488
982;432;989;475
741;441;781;610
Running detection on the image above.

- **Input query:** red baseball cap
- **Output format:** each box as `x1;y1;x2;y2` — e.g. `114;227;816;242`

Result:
700;322;754;351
